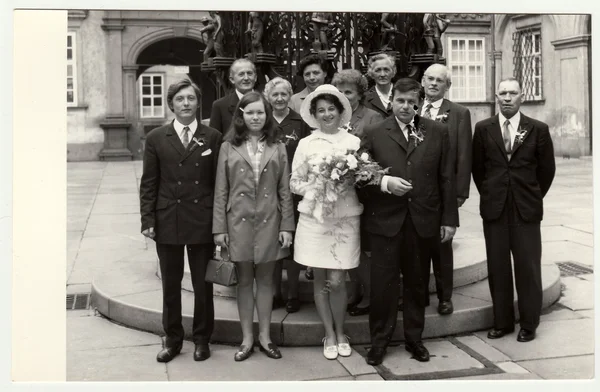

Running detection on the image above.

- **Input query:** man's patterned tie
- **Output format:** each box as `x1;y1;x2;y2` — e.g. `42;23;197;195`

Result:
182;126;190;149
503;120;512;154
422;103;433;119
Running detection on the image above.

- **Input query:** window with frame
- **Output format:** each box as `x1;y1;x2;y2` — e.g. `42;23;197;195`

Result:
448;37;485;102
67;32;77;106
139;74;165;118
512;28;542;101
446;37;486;102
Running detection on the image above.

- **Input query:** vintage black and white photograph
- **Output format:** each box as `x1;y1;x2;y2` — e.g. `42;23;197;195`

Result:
58;8;595;381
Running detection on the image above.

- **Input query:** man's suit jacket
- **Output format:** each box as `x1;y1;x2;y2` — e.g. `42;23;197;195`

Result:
350;104;384;140
359;115;459;239
209;92;239;134
430;99;473;199
363;87;394;118
472;113;555;222
140;122;223;244
212;141;295;264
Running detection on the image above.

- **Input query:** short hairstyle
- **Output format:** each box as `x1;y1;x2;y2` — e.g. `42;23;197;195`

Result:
226;91;278;146
497;77;522;90
297;54;328;77
423;64;452;86
393;78;425;100
331;69;369;102
263;77;293;99
308;93;345;117
367;53;397;74
166;79;201;112
229;58;256;78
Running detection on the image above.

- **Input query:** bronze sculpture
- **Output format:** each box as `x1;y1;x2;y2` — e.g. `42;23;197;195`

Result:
423;13;450;56
246;12;265;54
311;12;334;51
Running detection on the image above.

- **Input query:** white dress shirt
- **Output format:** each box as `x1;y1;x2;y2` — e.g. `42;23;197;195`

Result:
498;111;521;148
421;97;443;119
380;117;414;193
173;118;198;144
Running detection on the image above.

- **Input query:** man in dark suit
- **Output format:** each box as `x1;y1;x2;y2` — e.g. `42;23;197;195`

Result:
472;77;555;343
140;79;223;363
359;78;458;365
421;64;473;315
208;58;257;133
363;53;396;118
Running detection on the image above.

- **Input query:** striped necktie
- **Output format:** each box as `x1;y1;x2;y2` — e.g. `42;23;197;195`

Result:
182;126;190;148
422;103;433;119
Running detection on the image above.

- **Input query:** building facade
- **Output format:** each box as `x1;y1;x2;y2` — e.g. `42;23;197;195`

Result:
67;11;591;161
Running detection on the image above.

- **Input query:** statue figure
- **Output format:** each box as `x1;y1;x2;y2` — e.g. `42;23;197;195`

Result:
423;13;450;56
199;16;216;62
380;13;399;51
311;12;334;51
246;12;265;54
210;11;225;57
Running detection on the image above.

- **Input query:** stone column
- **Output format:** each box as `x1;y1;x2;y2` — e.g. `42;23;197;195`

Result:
99;11;133;161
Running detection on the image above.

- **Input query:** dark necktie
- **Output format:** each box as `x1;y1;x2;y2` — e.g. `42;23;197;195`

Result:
422;103;433;119
182;126;190;148
503;120;512;154
404;123;412;141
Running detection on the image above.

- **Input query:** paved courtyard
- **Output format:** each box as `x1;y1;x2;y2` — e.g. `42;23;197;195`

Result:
66;158;594;381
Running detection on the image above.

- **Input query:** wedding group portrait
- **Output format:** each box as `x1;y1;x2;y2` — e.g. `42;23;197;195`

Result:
56;8;594;382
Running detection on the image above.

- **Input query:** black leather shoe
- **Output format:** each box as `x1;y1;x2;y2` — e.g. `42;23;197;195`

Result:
349;305;370;317
234;345;254;362
366;347;387;366
259;342;282;359
156;343;182;363
347;295;363;311
286;298;301;313
438;300;454;315
272;296;285;309
517;328;536;342
193;343;210;361
487;327;515;339
405;341;430;362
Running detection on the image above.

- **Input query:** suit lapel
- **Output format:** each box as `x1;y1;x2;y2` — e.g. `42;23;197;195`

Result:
367;90;387;114
406;117;421;158
231;142;254;168
488;115;508;160
180;125;208;162
438;99;451;120
227;93;239;117
510;114;533;157
165;122;186;156
258;143;277;175
385;118;408;152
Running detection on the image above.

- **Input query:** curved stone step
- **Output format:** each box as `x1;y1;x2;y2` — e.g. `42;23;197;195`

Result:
91;253;560;346
178;237;489;299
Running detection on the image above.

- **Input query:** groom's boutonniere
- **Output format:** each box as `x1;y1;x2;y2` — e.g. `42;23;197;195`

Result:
515;127;528;145
190;137;205;152
435;110;450;123
409;123;427;147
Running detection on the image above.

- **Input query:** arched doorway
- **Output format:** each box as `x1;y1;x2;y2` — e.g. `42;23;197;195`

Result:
128;37;216;159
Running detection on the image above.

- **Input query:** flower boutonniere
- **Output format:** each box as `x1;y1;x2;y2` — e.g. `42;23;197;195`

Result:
283;130;298;145
190;137;205;152
435;110;450;123
409;123;427;147
515;127;528;145
339;124;353;133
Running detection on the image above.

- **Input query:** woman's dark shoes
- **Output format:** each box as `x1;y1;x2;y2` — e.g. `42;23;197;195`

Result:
193;343;210;361
437;300;454;315
286;298;301;313
349;305;370;317
487;327;515;339
234;345;254;362
156;343;182;363
366;347;386;366
258;342;282;359
305;268;314;280
517;328;536;342
272;296;285;309
405;341;430;362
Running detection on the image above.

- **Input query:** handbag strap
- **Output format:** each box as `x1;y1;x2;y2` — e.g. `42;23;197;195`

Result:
216;245;231;262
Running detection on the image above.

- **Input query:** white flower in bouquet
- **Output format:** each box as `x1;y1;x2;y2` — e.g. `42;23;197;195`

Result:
325;155;332;164
360;152;370;163
335;161;345;169
331;168;341;180
346;154;358;170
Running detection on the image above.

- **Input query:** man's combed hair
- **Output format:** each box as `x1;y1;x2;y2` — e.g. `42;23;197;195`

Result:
393;78;425;100
166;79;201;112
226;91;278;146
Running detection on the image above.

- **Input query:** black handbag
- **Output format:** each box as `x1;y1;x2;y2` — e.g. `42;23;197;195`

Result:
205;246;238;287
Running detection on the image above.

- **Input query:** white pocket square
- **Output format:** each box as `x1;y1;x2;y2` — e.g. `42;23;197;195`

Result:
201;148;212;156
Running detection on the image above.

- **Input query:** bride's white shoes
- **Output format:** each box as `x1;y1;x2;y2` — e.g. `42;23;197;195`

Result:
322;338;338;360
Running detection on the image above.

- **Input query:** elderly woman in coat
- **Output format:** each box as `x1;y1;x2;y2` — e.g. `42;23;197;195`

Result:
213;92;295;362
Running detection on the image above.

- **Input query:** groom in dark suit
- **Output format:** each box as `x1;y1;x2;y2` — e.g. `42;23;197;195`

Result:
140;79;222;362
472;77;555;343
359;78;458;365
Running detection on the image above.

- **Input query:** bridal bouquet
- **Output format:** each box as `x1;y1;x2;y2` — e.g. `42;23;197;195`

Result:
295;149;388;223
